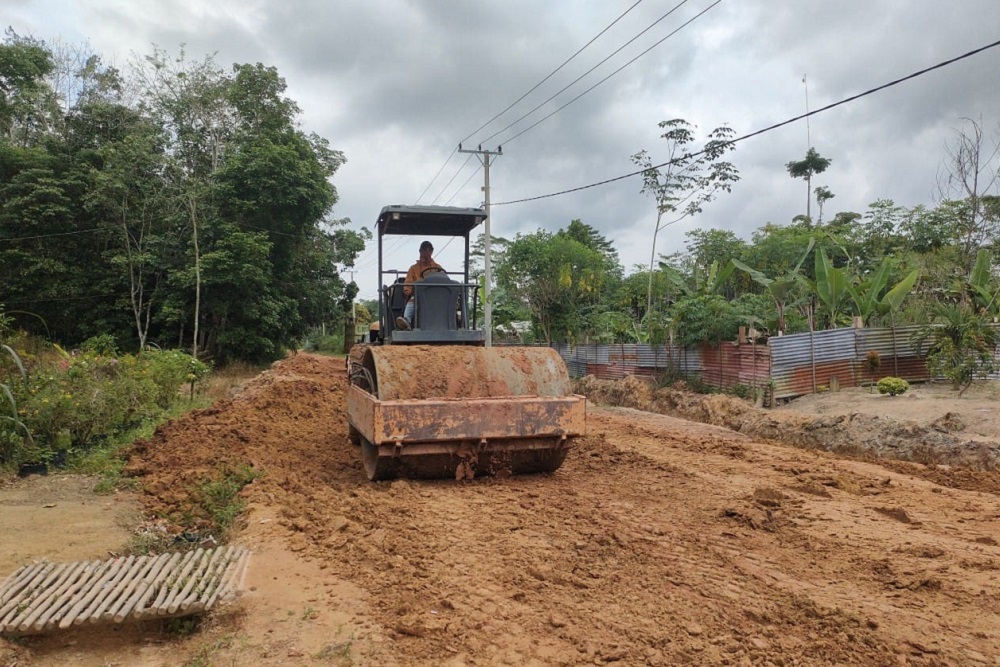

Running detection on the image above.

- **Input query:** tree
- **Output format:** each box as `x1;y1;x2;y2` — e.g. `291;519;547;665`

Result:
0;30;56;144
632;119;740;326
847;259;920;327
88;114;174;349
557;219;621;273
732;239;815;334
683;228;747;295
495;229;613;344
670;294;740;347
810;247;851;329
935;117;1000;269
814;186;835;225
915;302;999;396
658;259;735;299
786;148;831;223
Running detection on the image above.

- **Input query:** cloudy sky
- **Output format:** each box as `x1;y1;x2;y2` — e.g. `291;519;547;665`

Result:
4;1;1000;300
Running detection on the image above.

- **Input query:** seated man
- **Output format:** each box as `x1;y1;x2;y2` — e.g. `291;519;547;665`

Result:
395;240;443;330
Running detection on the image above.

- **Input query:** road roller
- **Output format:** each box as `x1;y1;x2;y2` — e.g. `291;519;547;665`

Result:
346;205;586;481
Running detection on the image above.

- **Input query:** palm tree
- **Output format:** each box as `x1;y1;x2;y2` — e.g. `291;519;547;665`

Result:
786;148;832;223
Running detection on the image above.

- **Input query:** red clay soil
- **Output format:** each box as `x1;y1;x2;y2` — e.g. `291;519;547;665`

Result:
109;354;1000;665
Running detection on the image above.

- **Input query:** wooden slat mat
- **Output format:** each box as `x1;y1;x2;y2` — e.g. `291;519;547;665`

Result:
0;546;250;635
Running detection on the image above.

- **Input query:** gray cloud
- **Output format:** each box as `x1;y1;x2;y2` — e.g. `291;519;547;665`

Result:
3;0;999;299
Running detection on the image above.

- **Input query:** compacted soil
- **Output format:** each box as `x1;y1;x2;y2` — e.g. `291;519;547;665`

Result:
3;354;1000;666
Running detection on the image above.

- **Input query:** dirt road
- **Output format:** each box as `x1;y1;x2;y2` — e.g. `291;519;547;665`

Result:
5;353;1000;666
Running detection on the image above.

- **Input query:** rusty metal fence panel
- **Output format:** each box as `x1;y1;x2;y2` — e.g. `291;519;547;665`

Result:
546;322;1000;397
769;328;858;399
856;325;930;382
552;343;700;380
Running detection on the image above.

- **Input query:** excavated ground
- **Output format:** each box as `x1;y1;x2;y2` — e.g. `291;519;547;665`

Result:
5;353;1000;666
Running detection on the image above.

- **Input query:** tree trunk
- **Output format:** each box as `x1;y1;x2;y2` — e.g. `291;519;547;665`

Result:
189;194;201;360
646;210;664;324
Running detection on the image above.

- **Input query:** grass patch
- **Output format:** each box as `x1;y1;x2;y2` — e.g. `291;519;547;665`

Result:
70;396;213;494
197;465;262;536
69;362;261;493
200;360;267;403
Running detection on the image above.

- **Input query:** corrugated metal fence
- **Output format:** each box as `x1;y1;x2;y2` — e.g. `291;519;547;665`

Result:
551;341;771;391
548;324;1000;401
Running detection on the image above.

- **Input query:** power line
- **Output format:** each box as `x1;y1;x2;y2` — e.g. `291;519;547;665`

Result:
413;150;457;205
0;227;103;242
430;153;475;205
497;1;720;147
460;0;646;146
445;165;484;205
477;0;704;147
414;1;645;205
494;36;1000;206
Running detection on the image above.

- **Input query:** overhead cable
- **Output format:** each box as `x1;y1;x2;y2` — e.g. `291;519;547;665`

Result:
478;0;707;147
493;36;1000;206
415;0;645;204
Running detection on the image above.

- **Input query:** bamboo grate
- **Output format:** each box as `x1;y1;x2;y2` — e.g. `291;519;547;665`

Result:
0;546;250;635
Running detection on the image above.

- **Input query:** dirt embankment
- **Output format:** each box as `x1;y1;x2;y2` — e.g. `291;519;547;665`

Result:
7;354;1000;666
575;375;1000;477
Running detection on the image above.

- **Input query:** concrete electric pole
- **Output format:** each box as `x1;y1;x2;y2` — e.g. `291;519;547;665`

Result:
458;144;502;347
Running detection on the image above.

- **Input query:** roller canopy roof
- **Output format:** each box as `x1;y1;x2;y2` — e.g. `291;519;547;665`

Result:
376;205;487;238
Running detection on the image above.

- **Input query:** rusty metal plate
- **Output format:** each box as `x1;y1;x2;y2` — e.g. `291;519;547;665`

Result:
365;346;573;400
347;385;585;445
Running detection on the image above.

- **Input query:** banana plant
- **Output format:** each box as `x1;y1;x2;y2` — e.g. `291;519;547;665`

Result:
967;248;1000;316
810;247;852;329
847;261;890;325
731;238;815;334
876;267;920;318
658;259;736;297
847;259;919;326
1;344;33;450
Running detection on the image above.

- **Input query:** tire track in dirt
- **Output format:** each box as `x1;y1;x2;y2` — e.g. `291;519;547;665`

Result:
123;355;1000;666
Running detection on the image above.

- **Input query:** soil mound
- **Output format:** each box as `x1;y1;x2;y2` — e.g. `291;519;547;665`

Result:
576;376;1000;470
125;353;354;530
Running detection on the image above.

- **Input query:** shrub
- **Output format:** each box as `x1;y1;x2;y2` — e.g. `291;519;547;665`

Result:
0;344;210;469
876;377;909;396
914;303;999;395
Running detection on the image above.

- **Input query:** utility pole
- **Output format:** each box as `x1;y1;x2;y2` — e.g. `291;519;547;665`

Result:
345;269;357;323
803;73;811;149
458;143;502;347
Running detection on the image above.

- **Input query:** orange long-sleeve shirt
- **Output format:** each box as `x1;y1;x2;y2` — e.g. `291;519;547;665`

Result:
403;258;443;297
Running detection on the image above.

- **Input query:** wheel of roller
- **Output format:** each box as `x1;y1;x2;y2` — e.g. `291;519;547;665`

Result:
539;449;569;473
361;437;398;481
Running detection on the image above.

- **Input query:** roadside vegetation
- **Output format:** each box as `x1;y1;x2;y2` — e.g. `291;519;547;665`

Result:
0;311;209;472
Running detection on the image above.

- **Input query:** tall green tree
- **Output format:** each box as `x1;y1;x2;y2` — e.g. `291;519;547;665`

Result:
786;147;831;223
495;229;612;344
632;119;740;325
0;30;56;144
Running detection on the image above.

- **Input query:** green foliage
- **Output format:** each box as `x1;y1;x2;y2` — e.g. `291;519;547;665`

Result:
876;377;910;396
915;303;999;394
659;259;736;299
0;340;209;469
811;247;851;329
786;147;831;181
197;465;261;535
307;333;344;355
632;119;740;328
732;238;815;333
670;294;740;347
81;334;120;356
495;224;618;344
0;42;363;364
